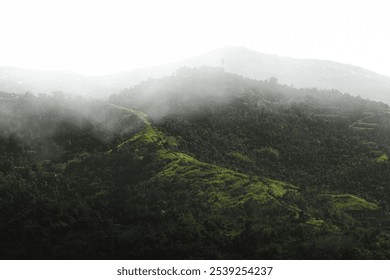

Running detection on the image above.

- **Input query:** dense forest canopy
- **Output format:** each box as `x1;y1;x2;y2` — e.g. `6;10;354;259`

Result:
1;67;390;259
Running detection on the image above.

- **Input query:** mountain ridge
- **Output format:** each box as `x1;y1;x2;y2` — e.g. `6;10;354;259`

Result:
1;46;390;103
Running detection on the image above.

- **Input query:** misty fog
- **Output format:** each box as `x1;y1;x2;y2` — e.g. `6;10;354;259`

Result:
1;47;390;105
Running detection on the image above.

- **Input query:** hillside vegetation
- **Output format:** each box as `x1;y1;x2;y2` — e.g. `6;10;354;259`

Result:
1;68;390;259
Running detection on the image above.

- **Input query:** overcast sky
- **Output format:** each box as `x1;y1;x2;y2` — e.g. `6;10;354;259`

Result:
0;0;389;76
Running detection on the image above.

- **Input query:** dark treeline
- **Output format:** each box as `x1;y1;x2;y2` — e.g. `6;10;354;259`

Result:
1;68;390;259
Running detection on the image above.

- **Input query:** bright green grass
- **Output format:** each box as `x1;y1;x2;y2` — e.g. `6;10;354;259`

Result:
111;104;178;150
306;218;325;227
156;148;299;211
375;153;388;163
326;194;379;211
118;125;178;150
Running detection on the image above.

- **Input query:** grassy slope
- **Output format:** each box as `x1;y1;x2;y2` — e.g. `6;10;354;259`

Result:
110;104;379;226
326;194;379;211
115;105;300;200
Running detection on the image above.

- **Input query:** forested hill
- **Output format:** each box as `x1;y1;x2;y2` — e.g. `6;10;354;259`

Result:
103;46;390;103
110;67;390;203
1;68;390;259
2;46;390;104
109;66;389;119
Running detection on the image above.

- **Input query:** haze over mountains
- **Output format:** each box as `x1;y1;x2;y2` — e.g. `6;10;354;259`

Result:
1;46;390;104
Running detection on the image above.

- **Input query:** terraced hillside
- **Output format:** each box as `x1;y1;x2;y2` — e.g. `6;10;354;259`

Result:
350;110;390;131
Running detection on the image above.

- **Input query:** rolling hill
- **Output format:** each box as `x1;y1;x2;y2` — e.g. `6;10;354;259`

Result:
105;46;390;104
1;46;390;103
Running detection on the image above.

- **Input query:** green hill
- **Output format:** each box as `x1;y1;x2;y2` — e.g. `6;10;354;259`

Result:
1;68;390;259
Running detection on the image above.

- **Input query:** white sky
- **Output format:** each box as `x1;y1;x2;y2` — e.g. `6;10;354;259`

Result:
0;0;389;76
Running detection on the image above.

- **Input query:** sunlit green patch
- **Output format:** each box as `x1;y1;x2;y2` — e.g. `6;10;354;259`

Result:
306;218;325;227
326;194;379;211
156;148;300;211
375;153;388;163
